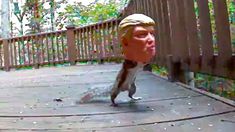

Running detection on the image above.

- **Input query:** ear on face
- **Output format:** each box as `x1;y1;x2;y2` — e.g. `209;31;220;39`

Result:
122;37;128;46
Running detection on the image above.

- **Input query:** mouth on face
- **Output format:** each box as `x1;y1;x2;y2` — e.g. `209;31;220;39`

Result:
147;45;155;51
147;46;156;56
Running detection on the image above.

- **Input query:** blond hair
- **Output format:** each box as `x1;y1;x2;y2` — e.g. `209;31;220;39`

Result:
118;14;155;40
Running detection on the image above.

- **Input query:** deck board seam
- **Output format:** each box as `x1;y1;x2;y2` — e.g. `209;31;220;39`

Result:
0;110;234;130
0;95;203;118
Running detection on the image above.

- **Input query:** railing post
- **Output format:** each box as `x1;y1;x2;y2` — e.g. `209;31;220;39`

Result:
34;37;39;69
166;55;185;83
66;26;77;65
3;39;10;71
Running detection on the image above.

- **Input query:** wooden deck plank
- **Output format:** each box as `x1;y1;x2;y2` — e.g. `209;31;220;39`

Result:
0;64;234;131
0;95;234;126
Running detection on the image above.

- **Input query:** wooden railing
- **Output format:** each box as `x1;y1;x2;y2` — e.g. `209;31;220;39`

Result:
122;0;235;80
0;0;234;82
0;19;121;70
73;19;122;62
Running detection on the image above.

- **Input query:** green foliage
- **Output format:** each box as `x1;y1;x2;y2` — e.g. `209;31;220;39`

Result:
56;0;127;29
24;0;45;33
11;0;128;35
12;0;67;35
56;2;85;28
88;1;119;22
195;73;235;100
227;0;235;23
151;64;168;77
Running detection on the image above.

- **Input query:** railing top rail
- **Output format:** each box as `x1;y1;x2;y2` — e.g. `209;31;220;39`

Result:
4;30;66;41
74;18;121;30
0;18;121;42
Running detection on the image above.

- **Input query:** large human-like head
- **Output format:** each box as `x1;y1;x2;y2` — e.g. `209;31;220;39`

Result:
119;14;156;63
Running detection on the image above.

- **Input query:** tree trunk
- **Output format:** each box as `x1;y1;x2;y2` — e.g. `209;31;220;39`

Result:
1;0;10;38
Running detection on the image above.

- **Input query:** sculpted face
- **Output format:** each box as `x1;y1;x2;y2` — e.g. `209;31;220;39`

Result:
122;25;156;63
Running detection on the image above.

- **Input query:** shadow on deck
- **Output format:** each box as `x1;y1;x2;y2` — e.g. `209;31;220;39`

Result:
0;64;234;132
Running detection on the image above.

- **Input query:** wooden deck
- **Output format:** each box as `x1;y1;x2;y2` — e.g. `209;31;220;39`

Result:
0;64;234;132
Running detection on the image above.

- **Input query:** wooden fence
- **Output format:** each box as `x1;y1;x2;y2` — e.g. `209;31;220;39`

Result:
0;19;121;70
122;0;235;81
0;0;234;81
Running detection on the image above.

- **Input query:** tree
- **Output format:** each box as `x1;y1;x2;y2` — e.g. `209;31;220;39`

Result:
1;0;10;38
23;0;51;34
11;0;66;35
55;0;128;29
13;1;27;35
10;0;128;36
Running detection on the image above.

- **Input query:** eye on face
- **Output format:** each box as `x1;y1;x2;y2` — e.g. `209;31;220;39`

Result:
132;26;155;39
128;26;155;50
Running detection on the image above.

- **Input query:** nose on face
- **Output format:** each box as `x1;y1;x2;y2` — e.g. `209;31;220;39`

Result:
146;33;155;44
